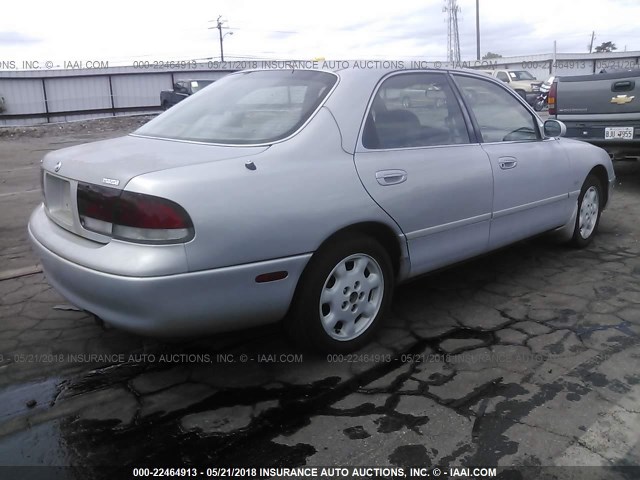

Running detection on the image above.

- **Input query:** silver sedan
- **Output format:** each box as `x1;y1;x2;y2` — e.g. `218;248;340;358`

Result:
28;67;615;352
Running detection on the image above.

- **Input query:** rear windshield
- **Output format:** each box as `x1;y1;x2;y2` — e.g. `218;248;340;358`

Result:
136;70;337;144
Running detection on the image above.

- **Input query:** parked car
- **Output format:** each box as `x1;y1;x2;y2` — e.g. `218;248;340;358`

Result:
386;85;445;109
481;69;542;105
29;67;615;352
160;79;215;109
550;70;640;159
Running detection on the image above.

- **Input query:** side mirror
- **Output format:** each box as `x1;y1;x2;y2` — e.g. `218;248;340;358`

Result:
543;119;566;138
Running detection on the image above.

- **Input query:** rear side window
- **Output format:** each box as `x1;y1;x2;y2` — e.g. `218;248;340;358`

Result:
362;73;470;149
453;75;540;143
136;70;337;145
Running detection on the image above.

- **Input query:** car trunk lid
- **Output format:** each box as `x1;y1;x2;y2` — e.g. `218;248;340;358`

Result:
556;70;640;116
41;135;268;242
42;134;268;188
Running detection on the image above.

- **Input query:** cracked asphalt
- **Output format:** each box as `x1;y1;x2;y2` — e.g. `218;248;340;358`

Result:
1;116;640;479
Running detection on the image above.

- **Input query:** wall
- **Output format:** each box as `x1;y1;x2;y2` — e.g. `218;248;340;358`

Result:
1;51;640;126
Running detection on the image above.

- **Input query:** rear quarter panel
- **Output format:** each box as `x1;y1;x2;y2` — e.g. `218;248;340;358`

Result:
124;107;405;272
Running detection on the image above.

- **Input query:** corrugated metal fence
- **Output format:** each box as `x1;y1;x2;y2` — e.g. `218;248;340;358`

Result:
0;66;234;126
2;51;640;126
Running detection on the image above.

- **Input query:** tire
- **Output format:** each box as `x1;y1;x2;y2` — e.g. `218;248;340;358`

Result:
533;98;545;111
402;96;411;108
569;174;603;248
285;234;394;353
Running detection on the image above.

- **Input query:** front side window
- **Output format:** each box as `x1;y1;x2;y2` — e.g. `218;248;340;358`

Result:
362;73;470;149
453;75;540;143
136;70;337;144
496;72;510;82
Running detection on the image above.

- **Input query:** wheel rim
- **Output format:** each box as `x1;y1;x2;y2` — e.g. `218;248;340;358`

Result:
319;253;384;342
579;186;599;239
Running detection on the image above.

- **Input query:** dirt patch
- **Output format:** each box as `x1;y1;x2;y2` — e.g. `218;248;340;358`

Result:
0;115;157;140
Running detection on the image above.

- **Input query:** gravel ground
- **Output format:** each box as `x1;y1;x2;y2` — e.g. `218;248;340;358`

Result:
0;114;157;139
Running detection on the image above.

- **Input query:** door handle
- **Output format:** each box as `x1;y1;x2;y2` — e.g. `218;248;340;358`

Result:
375;169;407;186
498;158;518;170
612;80;634;92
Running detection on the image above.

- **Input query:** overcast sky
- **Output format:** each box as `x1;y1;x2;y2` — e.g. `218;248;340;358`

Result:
3;0;640;68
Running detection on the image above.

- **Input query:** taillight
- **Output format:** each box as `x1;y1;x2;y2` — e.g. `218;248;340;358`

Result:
548;81;557;115
77;183;194;243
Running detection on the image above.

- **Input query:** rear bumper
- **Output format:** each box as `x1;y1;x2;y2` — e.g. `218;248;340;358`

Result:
28;205;311;336
561;121;640;157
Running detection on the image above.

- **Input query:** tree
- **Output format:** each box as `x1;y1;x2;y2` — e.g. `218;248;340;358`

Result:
482;52;502;60
594;41;617;53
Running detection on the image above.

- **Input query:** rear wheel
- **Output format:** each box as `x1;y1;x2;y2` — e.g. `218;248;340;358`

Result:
285;235;394;352
570;174;603;248
533;98;545;111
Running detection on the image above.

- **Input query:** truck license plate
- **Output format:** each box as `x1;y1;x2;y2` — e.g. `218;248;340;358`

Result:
604;127;634;140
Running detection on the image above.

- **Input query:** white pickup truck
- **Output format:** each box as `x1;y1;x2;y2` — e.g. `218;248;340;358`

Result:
481;69;542;105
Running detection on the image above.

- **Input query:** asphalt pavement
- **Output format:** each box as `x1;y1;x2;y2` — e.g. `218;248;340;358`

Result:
1;114;639;479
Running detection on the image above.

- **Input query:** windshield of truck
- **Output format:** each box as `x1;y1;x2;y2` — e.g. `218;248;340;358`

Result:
509;71;536;81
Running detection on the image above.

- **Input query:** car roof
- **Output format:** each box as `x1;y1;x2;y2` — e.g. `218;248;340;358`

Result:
222;66;512;153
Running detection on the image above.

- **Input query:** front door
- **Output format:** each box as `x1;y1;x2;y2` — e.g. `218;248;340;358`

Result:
452;73;573;249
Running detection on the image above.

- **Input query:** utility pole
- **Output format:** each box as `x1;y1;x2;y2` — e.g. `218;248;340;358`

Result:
217;16;225;62
588;31;595;53
209;16;232;61
476;0;480;61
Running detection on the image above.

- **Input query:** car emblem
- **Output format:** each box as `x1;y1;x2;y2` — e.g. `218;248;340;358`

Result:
102;177;120;186
610;95;635;105
54;161;62;172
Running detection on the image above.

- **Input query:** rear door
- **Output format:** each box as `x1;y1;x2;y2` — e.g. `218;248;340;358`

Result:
452;73;573;249
353;71;494;277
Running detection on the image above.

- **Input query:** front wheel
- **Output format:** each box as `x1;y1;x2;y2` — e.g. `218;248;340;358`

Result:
285;235;394;352
570;174;603;248
533;98;545;111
